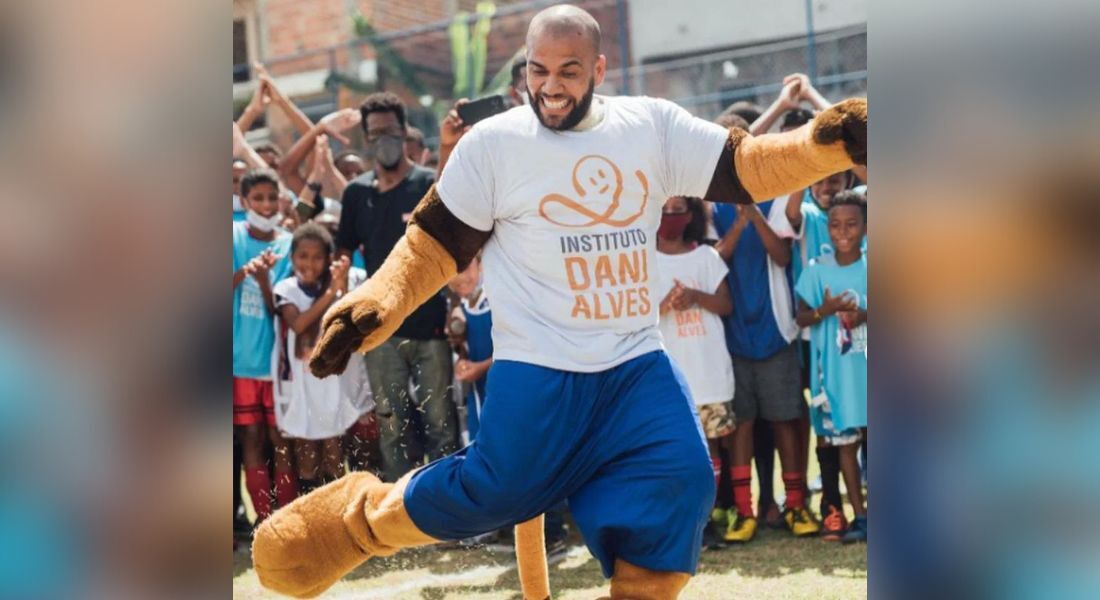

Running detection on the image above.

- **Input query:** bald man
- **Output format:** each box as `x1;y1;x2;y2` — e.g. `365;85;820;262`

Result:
253;5;866;599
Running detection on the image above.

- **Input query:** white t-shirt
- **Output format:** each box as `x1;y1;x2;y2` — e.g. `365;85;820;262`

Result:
654;245;735;405
437;95;729;372
271;269;373;439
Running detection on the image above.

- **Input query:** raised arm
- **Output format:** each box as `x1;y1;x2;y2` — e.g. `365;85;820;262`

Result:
703;98;866;206
747;204;791;267
280;108;361;194
749;79;801;135
436;99;471;178
713;205;750;262
254;66;314;137
235;78;269;133
784;73;833;112
233;121;270;171
784;188;805;233
309;188;492;377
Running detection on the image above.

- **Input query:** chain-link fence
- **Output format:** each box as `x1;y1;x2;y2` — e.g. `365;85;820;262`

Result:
607;25;867;120
237;0;865;148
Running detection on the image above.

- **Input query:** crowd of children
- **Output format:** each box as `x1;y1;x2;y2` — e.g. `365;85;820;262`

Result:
232;67;867;552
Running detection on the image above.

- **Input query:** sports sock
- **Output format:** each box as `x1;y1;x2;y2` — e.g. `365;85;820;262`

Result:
817;446;843;516
716;447;733;509
244;466;273;523
731;465;754;518
274;470;299;509
783;472;805;510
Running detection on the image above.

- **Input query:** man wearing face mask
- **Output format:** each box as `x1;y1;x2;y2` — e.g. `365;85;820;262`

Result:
334;92;458;483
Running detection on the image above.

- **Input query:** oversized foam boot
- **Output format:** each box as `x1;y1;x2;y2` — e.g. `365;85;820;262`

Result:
251;471;438;598
597;559;691;600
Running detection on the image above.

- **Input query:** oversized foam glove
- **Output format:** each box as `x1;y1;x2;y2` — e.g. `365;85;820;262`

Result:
309;187;490;377
708;97;866;205
252;471;438;598
308;223;456;377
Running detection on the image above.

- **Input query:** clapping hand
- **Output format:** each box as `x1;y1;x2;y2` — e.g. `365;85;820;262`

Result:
329;255;351;296
776;78;802;111
247;77;270;113
820;287;858;316
245;249;278;280
667;279;700;311
733;204;758;231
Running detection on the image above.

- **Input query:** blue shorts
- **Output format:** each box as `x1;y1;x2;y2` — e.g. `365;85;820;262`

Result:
404;350;715;577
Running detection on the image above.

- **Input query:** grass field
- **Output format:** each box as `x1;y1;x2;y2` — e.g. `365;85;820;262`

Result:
234;427;867;599
233;520;866;599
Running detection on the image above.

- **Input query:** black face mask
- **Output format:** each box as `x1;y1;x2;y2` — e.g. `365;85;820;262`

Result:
369;134;405;170
529;77;596;131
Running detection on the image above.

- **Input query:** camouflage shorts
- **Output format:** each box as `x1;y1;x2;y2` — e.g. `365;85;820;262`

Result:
697;401;736;439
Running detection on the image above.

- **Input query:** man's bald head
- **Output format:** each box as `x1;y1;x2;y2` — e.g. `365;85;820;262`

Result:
524;5;606;131
526;4;601;58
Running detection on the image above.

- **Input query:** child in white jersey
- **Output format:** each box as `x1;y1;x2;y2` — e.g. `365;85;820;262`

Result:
272;223;372;493
655;196;736;548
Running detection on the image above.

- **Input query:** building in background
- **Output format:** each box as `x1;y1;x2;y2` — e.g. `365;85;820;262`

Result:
234;0;864;146
622;0;866;116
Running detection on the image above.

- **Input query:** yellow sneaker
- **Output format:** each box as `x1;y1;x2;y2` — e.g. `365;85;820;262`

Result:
723;510;757;543
784;506;822;537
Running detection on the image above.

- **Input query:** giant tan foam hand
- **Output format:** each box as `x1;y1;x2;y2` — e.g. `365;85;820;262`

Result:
308;223;457;378
735;98;867;203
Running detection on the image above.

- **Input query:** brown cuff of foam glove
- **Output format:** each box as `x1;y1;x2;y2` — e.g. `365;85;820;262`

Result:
347;224;457;354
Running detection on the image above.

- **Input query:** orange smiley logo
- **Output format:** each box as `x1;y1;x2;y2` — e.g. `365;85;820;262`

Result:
539;155;650;228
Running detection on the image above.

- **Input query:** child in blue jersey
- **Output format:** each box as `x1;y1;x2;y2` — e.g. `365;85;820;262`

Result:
448;254;493;443
795;190;868;543
779;106;855;537
233;168;294;524
786;170;853;538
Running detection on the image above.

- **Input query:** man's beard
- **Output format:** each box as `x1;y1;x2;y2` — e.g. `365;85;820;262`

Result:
529;77;596;131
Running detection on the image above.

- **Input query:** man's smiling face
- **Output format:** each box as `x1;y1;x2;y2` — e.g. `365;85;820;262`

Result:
526;29;606;131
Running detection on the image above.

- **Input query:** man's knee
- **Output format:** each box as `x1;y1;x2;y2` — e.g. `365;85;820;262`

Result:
609;560;690;600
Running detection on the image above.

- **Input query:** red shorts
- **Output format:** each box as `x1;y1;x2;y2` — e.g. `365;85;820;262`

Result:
233;377;276;427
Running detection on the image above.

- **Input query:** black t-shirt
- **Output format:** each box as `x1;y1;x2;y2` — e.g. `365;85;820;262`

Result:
335;165;446;340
